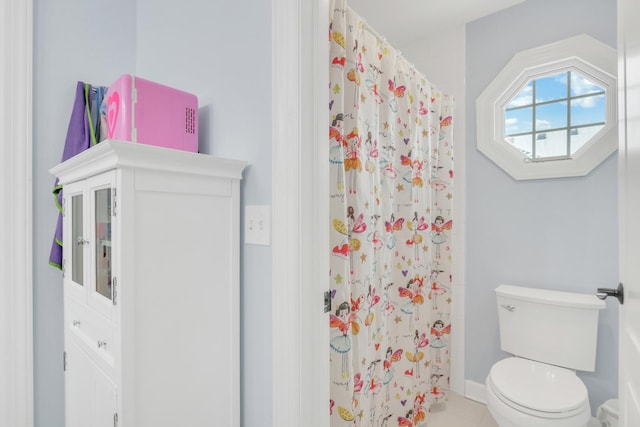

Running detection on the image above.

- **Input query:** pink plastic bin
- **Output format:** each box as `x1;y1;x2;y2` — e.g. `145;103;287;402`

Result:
105;75;198;152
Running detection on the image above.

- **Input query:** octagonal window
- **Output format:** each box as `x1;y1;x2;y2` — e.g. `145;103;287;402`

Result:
476;35;617;180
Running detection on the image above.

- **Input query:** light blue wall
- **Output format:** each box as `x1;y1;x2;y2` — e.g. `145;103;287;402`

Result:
33;2;137;425
134;3;273;425
466;0;619;413
33;1;272;426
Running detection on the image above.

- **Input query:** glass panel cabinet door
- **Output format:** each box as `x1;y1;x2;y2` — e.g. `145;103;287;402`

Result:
85;170;117;320
64;180;90;303
71;194;84;286
94;188;112;301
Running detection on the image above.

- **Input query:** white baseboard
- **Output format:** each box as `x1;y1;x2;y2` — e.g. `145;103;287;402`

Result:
465;379;487;405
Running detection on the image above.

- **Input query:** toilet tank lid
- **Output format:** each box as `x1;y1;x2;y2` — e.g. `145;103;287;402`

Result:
496;284;605;309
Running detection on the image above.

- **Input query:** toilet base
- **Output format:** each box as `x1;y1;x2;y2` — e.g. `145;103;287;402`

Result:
486;377;591;427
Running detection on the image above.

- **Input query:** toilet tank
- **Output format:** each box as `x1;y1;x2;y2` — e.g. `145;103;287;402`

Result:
495;284;605;372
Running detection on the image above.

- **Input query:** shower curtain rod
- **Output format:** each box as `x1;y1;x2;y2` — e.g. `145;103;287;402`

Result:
347;6;387;44
346;6;416;71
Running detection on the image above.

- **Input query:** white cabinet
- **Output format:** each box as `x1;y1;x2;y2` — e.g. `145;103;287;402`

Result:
51;140;245;427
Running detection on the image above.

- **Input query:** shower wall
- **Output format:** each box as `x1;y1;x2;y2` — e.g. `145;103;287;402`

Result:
465;0;618;414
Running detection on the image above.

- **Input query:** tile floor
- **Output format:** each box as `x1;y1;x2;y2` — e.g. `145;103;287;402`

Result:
428;393;603;427
429;392;498;427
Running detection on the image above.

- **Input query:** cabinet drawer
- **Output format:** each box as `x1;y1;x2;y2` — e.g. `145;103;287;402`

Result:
65;300;116;366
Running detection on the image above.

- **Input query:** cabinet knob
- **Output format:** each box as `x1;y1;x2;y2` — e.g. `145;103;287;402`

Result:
76;237;89;245
97;340;107;349
72;320;81;327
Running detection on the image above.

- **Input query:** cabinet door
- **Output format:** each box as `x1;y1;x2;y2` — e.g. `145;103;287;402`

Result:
91;363;118;427
65;337;118;427
64;181;89;303
86;171;117;321
65;339;92;427
63;171;117;319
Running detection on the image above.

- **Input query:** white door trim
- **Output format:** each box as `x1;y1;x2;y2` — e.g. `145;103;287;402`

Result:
272;0;329;426
617;0;640;422
0;0;34;426
271;0;302;424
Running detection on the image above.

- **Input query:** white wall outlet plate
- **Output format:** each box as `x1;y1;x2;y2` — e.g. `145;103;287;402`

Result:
244;205;271;246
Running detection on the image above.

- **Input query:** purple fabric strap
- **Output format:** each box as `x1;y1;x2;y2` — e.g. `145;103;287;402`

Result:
48;82;94;269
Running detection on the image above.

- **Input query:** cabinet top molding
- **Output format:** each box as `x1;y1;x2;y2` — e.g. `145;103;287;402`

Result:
50;140;247;185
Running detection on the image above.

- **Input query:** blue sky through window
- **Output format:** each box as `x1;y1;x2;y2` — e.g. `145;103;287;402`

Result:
504;71;606;158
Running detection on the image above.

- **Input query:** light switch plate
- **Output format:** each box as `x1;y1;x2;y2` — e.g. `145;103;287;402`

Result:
245;205;271;246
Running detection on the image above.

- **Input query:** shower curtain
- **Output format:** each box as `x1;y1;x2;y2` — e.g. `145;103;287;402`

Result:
328;1;454;425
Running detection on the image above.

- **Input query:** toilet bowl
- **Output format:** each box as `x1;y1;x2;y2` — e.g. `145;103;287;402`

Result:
486;357;591;427
487;285;605;427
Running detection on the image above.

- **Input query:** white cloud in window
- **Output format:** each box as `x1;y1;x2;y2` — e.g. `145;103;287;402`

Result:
553;73;568;85
536;119;552;130
505;117;520;134
572;74;598;91
571;73;604;103
509;85;533;107
572;95;599;108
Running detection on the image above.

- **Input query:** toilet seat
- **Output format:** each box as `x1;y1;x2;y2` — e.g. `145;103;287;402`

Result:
488;357;589;419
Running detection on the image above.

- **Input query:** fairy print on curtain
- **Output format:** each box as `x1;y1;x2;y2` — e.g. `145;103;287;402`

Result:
328;1;455;426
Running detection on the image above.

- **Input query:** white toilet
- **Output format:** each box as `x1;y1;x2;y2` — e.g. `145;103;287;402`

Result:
486;284;606;427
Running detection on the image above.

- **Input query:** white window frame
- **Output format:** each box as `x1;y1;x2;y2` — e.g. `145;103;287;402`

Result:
476;34;617;180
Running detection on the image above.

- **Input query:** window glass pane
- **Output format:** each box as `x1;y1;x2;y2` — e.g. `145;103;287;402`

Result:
535;73;567;102
534;129;568;158
535;101;567;130
570;124;605;154
507;81;533;108
505;106;532;135
95;188;112;300
506;134;533;157
571;73;604;96
570;94;605;126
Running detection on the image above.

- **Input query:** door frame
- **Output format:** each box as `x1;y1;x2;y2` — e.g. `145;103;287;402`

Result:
617;0;640;422
0;0;34;426
272;0;330;425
